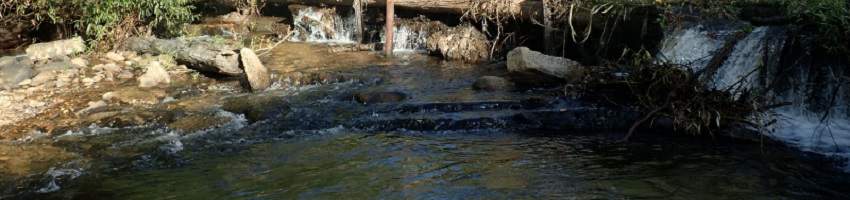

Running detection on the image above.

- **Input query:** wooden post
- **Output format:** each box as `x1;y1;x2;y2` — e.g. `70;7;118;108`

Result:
543;0;554;55
353;0;364;43
384;0;394;56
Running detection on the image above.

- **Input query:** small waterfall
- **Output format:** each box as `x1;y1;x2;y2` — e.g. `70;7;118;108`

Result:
658;25;728;72
380;24;431;52
290;7;356;43
662;25;850;170
711;27;769;91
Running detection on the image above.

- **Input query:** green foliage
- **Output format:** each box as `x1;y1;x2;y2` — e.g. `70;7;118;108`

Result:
781;0;850;54
2;0;197;49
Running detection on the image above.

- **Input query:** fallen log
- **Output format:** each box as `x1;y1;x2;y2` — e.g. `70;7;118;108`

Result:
125;37;244;76
273;0;544;21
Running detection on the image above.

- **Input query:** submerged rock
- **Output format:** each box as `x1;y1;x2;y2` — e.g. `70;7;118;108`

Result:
222;95;289;122
167;114;230;133
138;61;171;88
25;37;85;61
426;25;490;62
354;91;407;104
239;48;271;92
473;76;514;91
507;47;586;83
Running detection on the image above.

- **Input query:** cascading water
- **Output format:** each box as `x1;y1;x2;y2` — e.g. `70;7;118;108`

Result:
661;25;850;170
658;25;728;72
380;26;430;52
710;27;770;92
290;7;357;43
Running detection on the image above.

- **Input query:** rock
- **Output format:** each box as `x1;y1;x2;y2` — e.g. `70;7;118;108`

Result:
426;25;490;62
473;76;514;91
105;52;125;62
0;56;35;90
167;115;230;133
108;88;166;105
239;48;271;91
93;63;122;80
507;47;586;83
70;57;88;68
222;94;289;122
125;37;243;76
117;70;134;79
353;91;407;104
17;79;31;86
76;100;108;116
25;37;85;61
138;61;171;88
35;60;74;72
30;71;56;86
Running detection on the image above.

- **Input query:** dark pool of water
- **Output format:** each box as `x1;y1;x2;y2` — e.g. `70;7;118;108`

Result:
26;129;849;200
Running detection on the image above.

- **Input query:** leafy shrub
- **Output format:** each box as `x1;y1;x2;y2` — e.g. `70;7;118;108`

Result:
1;0;197;49
781;0;850;54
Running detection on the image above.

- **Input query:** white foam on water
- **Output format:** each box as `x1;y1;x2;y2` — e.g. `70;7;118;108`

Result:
381;26;430;53
658;25;726;71
712;27;769;92
772;108;850;171
36;166;84;193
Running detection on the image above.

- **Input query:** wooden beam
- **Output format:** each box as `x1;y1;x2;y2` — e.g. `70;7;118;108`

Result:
273;0;544;21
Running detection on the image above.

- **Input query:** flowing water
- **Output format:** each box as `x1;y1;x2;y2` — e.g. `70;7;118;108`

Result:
4;10;850;199
1;44;848;199
660;25;850;172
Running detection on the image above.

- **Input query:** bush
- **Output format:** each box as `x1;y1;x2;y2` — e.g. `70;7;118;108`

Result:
781;0;850;54
1;0;197;49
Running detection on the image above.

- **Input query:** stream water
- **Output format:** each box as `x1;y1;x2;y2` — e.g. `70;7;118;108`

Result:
1;47;847;199
4;9;850;200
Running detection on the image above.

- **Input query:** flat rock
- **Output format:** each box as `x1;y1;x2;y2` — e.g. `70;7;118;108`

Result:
240;48;271;91
25;37;85;61
354;91;407;104
0;56;35;90
473;76;514;91
107;88;167;105
30;71;57;86
222;94;289;122
167;115;230;133
507;47;586;83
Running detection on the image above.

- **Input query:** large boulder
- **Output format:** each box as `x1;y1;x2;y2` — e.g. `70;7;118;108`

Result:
239;48;271;91
0;56;35;89
25;37;85;61
426;25;490;63
507;47;586;83
125;37;243;76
